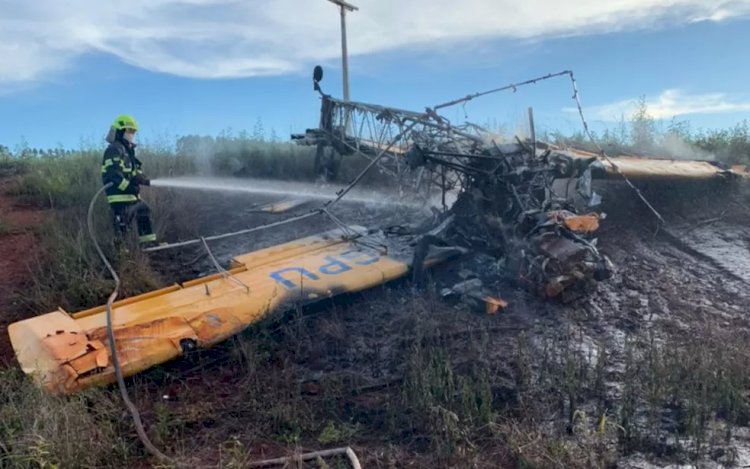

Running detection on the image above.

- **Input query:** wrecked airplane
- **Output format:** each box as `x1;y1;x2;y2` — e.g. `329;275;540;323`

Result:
8;68;748;394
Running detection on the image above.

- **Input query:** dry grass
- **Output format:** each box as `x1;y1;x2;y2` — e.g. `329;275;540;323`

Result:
4;279;750;468
0;369;139;468
2;140;750;467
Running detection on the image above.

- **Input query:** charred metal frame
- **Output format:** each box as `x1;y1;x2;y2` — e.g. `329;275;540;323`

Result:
291;71;617;299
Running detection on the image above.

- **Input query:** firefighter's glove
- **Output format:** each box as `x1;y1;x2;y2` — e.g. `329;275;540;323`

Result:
133;175;151;186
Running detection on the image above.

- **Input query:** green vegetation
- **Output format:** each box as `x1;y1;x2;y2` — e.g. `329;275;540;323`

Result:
174;131;391;184
1;100;747;207
12;148;195;211
0;368;139;468
1;146;196;315
3;291;748;467
176;133;317;180
547;98;750;166
0;108;749;467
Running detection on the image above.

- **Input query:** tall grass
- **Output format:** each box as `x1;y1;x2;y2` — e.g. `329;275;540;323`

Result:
546;98;750;165
0;368;139;468
177;134;317;180
5;146;196;314
12;147;195;211
20;215;165;314
176;133;394;184
1;122;749;467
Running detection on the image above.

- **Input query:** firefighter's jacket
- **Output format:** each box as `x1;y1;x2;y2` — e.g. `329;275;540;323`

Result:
101;140;144;204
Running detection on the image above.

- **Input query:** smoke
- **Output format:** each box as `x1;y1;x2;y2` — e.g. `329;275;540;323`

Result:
176;136;217;175
479;130;509;146
658;133;715;161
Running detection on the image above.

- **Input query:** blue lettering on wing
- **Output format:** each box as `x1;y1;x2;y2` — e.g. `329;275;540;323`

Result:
269;249;382;289
318;255;353;275
270;267;320;290
339;248;379;266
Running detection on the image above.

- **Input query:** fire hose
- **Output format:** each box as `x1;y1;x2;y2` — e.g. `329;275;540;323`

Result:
87;184;173;463
87;185;363;468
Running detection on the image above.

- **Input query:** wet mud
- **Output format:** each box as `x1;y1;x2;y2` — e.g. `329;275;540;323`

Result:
145;179;750;466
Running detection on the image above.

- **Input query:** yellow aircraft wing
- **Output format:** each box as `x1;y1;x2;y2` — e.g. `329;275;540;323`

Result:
554;148;749;181
9;227;458;395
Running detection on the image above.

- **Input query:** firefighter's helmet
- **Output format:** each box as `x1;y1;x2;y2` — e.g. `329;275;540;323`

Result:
112;114;139;132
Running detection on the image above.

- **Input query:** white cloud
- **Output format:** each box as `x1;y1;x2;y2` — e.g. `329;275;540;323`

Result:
1;0;750;84
574;89;750;120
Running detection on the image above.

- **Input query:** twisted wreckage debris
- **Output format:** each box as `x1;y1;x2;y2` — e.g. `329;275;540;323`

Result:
406;140;616;302
8;70;748;394
293;68;745;303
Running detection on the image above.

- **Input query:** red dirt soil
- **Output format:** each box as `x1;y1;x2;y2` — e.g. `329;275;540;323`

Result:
0;178;46;366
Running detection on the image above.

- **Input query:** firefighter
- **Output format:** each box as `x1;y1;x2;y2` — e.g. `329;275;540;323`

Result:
101;114;157;247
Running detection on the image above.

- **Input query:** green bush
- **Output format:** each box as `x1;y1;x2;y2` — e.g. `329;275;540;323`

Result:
13;151;101;209
546;98;750;165
14;148;196;211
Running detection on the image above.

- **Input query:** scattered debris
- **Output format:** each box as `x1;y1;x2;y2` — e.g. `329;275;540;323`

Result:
247;446;362;469
440;278;508;314
294;79;619;299
9;70;747;398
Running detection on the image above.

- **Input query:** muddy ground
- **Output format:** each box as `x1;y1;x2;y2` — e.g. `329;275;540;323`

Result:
2;176;750;467
124;178;749;467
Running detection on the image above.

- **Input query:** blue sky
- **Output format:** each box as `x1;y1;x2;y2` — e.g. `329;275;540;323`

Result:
1;0;749;150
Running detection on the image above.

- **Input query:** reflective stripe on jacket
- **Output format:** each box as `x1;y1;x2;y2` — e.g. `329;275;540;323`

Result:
101;140;144;204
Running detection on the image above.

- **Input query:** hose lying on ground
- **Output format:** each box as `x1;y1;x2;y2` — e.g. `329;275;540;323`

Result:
87;184;173;463
87;186;361;467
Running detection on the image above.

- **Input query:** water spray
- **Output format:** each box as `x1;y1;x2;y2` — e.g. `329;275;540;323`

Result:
149;176;429;208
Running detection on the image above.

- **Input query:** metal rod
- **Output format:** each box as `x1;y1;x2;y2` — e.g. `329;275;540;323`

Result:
423;149;510;160
340;5;350;102
327;96;425;120
248;446;362;468
431;70;572;111
200;236;250;293
401;115;485;144
565;70;664;225
143;210;322;252
328;96;489;144
441;165;446;211
327;0;358;132
528;106;537;157
326;120;420;208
